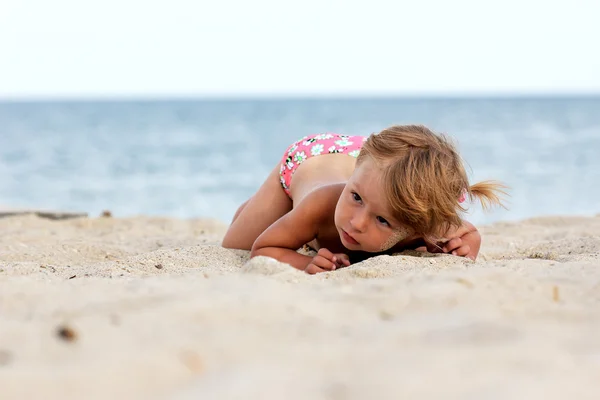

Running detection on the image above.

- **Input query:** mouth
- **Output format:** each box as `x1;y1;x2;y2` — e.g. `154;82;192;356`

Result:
341;229;359;245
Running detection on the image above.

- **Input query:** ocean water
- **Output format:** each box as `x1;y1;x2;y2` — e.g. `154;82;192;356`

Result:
0;97;598;226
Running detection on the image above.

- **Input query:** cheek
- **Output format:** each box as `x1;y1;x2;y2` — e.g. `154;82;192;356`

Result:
394;226;413;242
378;227;413;251
335;198;350;219
378;234;399;252
334;199;346;224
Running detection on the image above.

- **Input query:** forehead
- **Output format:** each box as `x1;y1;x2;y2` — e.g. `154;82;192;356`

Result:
349;159;392;212
351;158;382;183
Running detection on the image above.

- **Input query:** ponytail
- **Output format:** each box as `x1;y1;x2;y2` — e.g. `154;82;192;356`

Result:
468;181;509;210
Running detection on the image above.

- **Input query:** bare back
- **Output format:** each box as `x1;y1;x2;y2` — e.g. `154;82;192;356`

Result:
289;153;357;206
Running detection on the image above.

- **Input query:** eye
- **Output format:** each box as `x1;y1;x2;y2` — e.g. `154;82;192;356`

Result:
351;192;362;203
376;216;390;226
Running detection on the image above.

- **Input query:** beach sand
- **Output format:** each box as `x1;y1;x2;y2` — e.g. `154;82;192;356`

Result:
1;212;600;399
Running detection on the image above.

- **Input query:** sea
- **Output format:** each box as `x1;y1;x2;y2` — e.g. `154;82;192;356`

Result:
0;97;598;226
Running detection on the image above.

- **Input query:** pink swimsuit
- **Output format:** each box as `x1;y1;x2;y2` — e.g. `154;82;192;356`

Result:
279;133;367;196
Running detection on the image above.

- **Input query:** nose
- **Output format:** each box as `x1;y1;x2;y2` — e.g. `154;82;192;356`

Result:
350;210;368;233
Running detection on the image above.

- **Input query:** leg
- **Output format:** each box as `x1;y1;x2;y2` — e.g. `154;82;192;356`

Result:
222;165;293;250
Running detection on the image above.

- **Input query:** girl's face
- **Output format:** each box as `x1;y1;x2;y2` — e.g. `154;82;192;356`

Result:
334;158;415;252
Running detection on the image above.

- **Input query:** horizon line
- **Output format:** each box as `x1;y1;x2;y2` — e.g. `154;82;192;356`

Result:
1;91;600;103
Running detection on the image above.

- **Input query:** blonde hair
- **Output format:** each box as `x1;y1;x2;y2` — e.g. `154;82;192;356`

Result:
357;124;507;238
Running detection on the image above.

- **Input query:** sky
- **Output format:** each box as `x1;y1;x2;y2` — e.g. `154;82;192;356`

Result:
1;0;599;98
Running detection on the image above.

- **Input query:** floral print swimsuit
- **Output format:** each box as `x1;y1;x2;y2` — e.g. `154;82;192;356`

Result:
279;133;368;197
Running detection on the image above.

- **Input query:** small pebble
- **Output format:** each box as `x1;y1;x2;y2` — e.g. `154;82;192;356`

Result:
110;314;121;326
379;310;394;321
56;325;77;342
0;350;12;366
179;350;204;374
553;286;560;302
456;277;474;288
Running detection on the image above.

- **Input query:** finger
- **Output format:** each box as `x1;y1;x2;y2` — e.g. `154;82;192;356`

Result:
443;238;462;253
334;259;350;268
454;225;471;238
311;256;336;271
452;245;471;257
304;264;326;274
334;253;351;267
317;248;334;260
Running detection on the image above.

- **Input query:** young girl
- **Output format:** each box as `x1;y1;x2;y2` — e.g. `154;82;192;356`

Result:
222;125;505;274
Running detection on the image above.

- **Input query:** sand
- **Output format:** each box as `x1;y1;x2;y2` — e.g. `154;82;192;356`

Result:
1;212;600;399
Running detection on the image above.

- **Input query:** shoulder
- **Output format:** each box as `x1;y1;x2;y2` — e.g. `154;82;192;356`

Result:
308;183;345;201
302;183;345;207
293;183;345;222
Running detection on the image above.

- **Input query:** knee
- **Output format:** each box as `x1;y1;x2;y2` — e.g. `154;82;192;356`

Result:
221;237;238;249
221;234;246;250
230;198;251;224
221;225;248;249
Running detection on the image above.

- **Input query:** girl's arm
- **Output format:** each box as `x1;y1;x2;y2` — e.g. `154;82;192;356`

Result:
251;192;331;271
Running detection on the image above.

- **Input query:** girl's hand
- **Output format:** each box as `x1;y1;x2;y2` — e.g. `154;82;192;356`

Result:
304;248;351;274
423;221;481;261
441;226;481;261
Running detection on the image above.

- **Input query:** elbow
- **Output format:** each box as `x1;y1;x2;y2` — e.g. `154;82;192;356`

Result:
250;242;265;259
250;242;279;261
249;247;259;258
